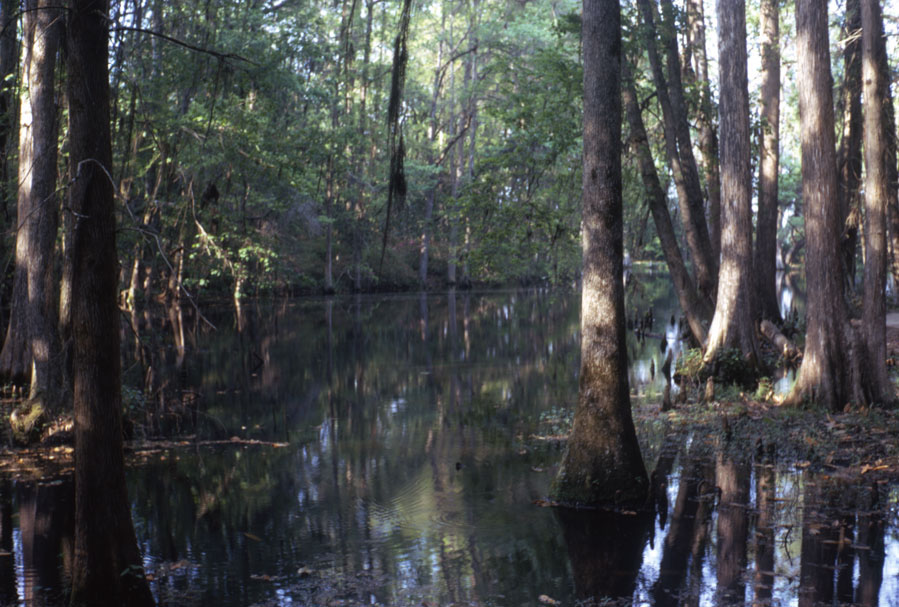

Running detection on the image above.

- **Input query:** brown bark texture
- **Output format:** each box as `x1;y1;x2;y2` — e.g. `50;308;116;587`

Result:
0;0;63;400
66;1;154;605
787;0;856;411
622;64;712;346
754;0;782;322
552;0;648;509
837;0;862;290
860;0;895;404
704;0;758;365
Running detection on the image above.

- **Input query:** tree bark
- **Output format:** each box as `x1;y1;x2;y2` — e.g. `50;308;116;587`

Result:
704;0;758;365
837;0;863;291
786;0;855;411
66;1;155;604
754;0;782;322
0;0;16;224
860;0;894;404
622;64;712;346
0;0;63;402
684;0;720;262
552;0;648;508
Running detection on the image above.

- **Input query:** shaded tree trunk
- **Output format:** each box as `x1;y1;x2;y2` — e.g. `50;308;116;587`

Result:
66;1;154;604
622;64;712;346
786;0;857;410
419;8;446;290
837;0;862;291
0;0;16;224
683;0;720;261
704;0;758;364
552;0;648;508
860;0;894;404
635;0;717;298
754;0;782;322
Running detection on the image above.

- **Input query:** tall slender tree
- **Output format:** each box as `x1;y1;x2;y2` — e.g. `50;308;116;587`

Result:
683;0;720;261
754;0;782;322
860;0;894;404
837;0;862;290
0;0;63;407
704;0;758;365
66;0;154;603
622;62;712;346
0;0;16;224
635;0;717;299
552;0;647;508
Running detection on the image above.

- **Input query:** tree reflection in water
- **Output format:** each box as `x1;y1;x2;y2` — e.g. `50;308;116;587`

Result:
0;289;895;605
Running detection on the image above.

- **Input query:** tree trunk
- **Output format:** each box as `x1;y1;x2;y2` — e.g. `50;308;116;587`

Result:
552;0;647;509
684;0;720;262
860;0;894;404
837;0;863;291
704;0;758;365
754;0;782;322
66;1;154;604
0;0;63;402
0;0;16;224
635;0;717;298
786;0;855;411
622;64;712;346
419;13;446;290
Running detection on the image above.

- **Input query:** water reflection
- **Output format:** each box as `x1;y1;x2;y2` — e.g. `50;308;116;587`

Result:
0;285;897;606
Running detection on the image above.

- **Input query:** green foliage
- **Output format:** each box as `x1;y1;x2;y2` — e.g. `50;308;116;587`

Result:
105;0;590;296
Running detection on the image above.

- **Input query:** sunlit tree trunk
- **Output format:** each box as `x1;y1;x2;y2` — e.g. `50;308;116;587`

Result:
552;0;648;508
704;0;758;365
0;0;63;403
66;1;154;604
786;0;855;410
860;0;894;404
754;0;782;322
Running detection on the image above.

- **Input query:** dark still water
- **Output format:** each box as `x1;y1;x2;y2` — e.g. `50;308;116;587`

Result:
1;277;897;606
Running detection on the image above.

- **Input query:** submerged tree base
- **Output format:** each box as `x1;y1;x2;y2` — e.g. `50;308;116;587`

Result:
551;467;649;510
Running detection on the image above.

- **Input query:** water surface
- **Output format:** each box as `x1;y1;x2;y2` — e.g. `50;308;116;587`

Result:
1;277;897;607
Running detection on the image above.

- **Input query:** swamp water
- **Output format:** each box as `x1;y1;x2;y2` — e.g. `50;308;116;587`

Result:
1;275;897;606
